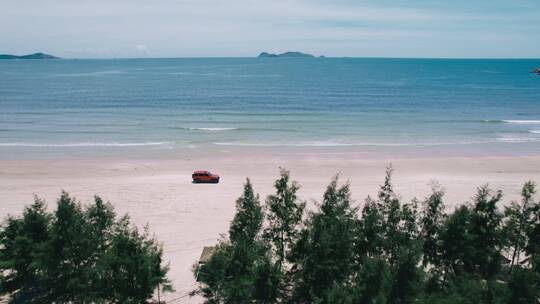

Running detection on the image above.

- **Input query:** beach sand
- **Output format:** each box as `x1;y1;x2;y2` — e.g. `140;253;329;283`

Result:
2;153;540;302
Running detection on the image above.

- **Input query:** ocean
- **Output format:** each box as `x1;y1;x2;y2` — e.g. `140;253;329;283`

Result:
1;58;539;159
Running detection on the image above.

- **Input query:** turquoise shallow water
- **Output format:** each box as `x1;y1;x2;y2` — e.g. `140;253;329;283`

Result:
1;58;539;159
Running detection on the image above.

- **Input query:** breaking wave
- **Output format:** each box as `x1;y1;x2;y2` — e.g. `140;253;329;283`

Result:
483;120;540;124
0;142;173;147
213;140;497;147
496;137;540;143
188;127;239;131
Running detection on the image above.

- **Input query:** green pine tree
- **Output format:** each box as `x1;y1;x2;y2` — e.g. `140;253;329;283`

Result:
0;192;170;303
439;205;474;279
195;179;276;303
0;197;50;301
503;181;536;273
421;185;446;268
264;169;305;269
468;186;504;279
43;191;95;302
100;219;171;303
290;177;357;303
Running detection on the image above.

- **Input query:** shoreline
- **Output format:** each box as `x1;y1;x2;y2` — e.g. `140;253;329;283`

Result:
2;140;540;161
2;153;540;301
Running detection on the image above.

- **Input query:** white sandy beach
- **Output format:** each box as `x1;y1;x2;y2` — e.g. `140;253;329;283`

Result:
2;153;540;302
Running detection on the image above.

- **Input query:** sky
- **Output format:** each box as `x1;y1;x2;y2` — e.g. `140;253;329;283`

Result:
1;0;540;58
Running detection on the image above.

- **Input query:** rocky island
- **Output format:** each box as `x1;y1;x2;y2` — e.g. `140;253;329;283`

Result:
534;68;540;75
258;51;321;58
0;52;60;59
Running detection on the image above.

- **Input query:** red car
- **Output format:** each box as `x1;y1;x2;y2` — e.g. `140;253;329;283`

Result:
192;170;220;183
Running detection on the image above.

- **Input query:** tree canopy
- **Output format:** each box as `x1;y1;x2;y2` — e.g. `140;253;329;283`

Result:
195;168;540;304
0;192;170;303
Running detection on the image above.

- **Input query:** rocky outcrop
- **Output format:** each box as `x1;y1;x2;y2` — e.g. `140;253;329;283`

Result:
0;53;60;59
258;51;317;58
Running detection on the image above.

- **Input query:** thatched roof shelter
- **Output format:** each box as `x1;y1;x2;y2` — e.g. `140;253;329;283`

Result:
199;246;216;264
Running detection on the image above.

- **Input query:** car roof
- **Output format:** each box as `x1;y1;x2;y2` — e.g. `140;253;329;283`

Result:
193;170;210;174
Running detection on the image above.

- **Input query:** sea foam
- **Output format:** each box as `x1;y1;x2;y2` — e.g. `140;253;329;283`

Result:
0;142;173;147
213;140;494;147
503;120;540;124
188;127;238;131
496;137;540;143
483;120;540;124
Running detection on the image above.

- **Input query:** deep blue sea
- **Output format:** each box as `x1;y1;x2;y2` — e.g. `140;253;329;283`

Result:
1;58;539;159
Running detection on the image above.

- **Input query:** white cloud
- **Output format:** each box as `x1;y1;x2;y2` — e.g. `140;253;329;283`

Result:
136;44;148;51
1;0;539;57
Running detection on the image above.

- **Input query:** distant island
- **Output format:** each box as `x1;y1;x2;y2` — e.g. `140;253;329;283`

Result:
0;52;60;59
258;51;323;58
534;68;540;75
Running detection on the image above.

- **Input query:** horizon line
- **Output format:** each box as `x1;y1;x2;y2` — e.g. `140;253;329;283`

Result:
4;55;540;60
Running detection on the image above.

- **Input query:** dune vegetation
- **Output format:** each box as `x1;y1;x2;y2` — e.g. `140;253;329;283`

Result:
0;192;170;303
194;167;540;304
